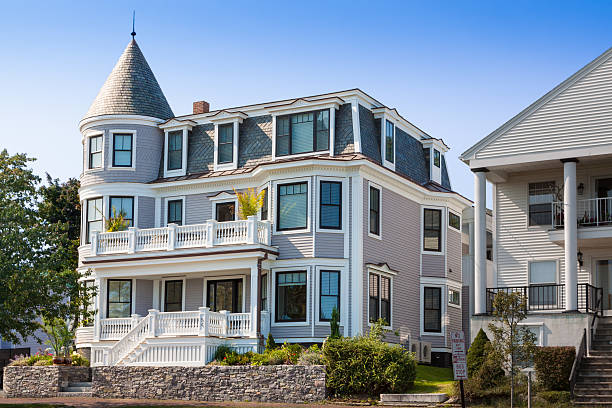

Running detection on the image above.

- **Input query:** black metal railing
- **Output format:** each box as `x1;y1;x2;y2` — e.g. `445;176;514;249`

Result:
486;283;603;315
569;328;586;398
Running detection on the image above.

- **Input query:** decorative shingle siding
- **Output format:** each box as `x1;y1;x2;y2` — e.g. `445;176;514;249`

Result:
238;115;273;168
137;196;155;229
187;124;215;174
422;254;445;278
334;103;354;155
441;156;451;189
395;128;429;185
359;105;381;163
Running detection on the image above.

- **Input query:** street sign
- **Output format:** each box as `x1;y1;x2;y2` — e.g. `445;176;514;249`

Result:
450;331;468;380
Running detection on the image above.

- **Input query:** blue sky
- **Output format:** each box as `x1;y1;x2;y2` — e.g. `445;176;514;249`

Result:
1;0;611;200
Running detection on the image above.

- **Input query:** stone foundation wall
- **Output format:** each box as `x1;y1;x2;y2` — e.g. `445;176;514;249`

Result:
92;365;326;403
3;366;91;397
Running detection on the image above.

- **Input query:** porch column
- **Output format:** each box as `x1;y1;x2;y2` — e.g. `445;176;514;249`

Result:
473;169;488;315
250;262;260;337
94;277;106;341
563;159;578;311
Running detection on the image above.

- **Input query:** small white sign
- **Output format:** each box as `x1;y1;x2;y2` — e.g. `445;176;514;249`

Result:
450;330;468;380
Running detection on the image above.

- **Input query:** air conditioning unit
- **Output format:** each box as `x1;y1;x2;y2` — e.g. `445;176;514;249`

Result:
410;341;421;362
420;341;432;364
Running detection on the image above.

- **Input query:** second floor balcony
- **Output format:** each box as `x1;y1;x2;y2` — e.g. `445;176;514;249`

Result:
84;216;272;257
553;197;612;228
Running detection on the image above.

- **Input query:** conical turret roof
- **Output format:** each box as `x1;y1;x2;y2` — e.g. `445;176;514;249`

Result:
83;39;174;121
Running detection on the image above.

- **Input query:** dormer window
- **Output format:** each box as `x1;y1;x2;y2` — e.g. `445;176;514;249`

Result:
88;135;103;169
276;110;329;157
433;149;441;168
210;112;245;171
385;120;394;164
218;124;234;164
161;120;194;178
422;140;448;185
167;131;183;171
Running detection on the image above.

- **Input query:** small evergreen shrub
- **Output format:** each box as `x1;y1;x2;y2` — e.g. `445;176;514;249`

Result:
265;333;277;352
467;328;490;377
329;307;341;339
534;346;575;391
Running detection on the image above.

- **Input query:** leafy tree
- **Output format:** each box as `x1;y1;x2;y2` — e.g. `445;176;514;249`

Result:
488;291;537;408
329;306;341;339
42;317;73;356
234;188;265;219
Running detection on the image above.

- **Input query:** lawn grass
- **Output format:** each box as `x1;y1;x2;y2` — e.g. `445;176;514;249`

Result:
408;364;455;394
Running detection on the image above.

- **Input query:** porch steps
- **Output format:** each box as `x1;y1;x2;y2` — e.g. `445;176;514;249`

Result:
58;381;92;397
574;319;612;405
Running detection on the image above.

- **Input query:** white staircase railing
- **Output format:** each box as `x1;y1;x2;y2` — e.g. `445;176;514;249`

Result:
91;216;272;256
99;318;135;340
107;314;152;366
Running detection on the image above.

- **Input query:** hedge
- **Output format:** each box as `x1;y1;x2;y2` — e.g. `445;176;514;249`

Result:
533;346;575;391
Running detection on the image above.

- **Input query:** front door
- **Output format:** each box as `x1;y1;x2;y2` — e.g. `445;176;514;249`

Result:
207;279;243;312
596;260;612;310
164;280;183;312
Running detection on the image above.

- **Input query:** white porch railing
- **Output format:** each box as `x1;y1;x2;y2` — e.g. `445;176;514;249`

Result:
99;317;138;340
91;217;272;256
553;197;612;228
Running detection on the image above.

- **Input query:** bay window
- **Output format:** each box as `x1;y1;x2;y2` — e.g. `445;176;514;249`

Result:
276;110;329;156
276;271;307;322
320;270;340;321
277;182;308;231
107;279;132;318
320;181;341;229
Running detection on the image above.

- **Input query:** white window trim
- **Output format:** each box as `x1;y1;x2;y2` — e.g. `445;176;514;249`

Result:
270;266;311;327
272;176;312;235
527;259;560;285
105;278;136;318
210;192;239;221
421;205;446;255
448;285;461;309
164;196;186;226
381;116;396;171
260;272;269;312
213;119;241;171
448;209;461;232
202;275;247;313
315;176;348;233
84;130;104;173
107;195;138;229
420;283;446;338
85;196;104;244
257;182;272;221
271;105;338;161
314;265;346;326
367;181;382;240
109;129;137;170
164;128;189;178
160;277;187;312
367;267;394;330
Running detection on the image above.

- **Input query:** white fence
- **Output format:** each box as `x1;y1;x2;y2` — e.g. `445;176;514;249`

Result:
553;197;612;228
91;217;272;255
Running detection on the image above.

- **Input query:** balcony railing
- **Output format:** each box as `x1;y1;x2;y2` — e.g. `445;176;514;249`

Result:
486;283;603;315
90;216;272;256
553;197;612;228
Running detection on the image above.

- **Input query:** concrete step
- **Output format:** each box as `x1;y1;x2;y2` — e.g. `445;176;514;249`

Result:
62;386;91;393
57;391;92;397
68;382;91;388
582;361;612;368
574;388;612;395
589;350;612;356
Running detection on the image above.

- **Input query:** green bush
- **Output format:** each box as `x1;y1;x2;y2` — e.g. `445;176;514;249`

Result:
70;352;90;367
265;333;276;352
467;328;490;377
212;343;304;366
534;346;575;391
298;344;324;365
323;332;416;396
536;390;571;404
213;345;233;362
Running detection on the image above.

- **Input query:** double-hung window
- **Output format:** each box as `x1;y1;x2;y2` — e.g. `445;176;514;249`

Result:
167;199;183;225
215;202;236;222
109;196;134;227
385;120;394;163
167;131;183;171
260;188;269;220
275;271;307;322
320;181;341;229
112;133;133;167
369;186;381;236
369;273;391;325
320;270;340;321
276;110;329;156
449;212;460;230
107;279;132;318
433;149;441;168
423;209;442;252
218;124;233;164
88;135;102;169
277;182;308;231
529;260;557;307
261;274;268;312
528;182;555;226
424;287;441;333
86;197;103;243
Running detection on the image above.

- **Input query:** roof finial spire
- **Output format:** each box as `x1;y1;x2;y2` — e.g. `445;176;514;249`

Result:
131;10;136;39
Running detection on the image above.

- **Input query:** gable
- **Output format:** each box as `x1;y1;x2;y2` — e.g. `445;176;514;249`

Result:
467;47;612;162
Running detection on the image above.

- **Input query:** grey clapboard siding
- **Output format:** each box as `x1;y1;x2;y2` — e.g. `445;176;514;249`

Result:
362;179;421;344
447;304;462;347
421;334;445;348
185;278;203;311
80;124;163;187
315;233;344;258
447;228;462;282
272;234;313;259
422;254;445;278
135;280;153;316
185;194;213;225
138;196;155;229
462;285;470;344
347;178;353;335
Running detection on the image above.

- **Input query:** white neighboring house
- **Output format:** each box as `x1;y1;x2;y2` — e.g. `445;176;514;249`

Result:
461;46;612;349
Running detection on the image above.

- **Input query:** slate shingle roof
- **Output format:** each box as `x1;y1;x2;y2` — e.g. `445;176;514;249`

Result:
83;39;173;121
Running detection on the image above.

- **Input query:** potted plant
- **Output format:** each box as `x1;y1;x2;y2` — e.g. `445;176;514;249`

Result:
42;317;74;365
233;188;265;219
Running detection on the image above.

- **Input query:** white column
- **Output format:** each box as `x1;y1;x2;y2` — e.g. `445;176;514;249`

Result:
152;279;161;310
250;263;259;337
93;277;102;341
474;170;488;315
563;159;578;311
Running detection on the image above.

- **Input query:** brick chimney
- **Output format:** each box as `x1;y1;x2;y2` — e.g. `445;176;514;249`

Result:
193;100;210;115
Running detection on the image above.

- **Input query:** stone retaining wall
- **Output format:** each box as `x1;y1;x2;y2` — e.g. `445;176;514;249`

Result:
92;365;326;403
3;366;91;397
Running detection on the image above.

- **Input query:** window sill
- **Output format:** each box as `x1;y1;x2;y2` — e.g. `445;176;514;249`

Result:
422;250;444;256
274;150;330;161
448;303;462;310
383;160;395;172
421;331;444;337
273;228;310;236
368;322;392;331
109;166;136;171
271;321;310;327
164;168;186;178
367;232;382;240
316;227;345;234
214;162;237;172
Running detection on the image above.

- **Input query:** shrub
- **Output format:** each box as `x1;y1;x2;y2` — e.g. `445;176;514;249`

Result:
265;333;276;352
8;355;29;366
298;345;324;366
534;346;575;391
323;333;416;396
329;307;341;339
467;328;490;377
213;345;233;362
70;352;90;367
536;390;571;404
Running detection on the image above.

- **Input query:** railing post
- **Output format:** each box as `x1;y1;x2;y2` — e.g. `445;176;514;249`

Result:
148;309;158;337
91;231;99;255
103;349;109;366
220;310;230;336
167;223;177;251
205;220;216;247
585;285;589;313
127;227;137;254
247;216;258;244
131;313;140;329
198;307;210;337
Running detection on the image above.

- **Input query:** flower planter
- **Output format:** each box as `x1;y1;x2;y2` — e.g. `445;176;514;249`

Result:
52;356;72;366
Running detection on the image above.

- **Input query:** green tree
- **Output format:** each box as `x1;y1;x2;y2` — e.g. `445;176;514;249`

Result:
488;291;537;408
467;328;490;377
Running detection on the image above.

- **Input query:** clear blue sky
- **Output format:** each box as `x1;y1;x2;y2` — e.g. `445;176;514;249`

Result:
1;0;611;200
